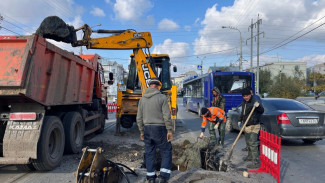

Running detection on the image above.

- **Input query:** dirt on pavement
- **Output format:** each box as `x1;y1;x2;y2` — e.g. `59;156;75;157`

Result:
83;116;274;183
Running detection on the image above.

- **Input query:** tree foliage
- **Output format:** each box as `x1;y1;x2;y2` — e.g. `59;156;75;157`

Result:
308;72;325;92
259;69;272;94
269;73;302;99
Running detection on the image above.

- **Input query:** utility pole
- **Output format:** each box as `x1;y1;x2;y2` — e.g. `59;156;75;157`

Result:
247;19;254;72
249;14;264;95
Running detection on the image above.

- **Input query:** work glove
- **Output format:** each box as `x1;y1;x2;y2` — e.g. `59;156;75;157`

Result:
140;134;144;141
199;132;204;138
167;133;173;142
214;123;219;129
238;121;242;128
254;102;260;107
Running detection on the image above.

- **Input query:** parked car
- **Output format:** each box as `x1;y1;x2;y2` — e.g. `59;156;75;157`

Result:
319;91;325;96
226;98;325;144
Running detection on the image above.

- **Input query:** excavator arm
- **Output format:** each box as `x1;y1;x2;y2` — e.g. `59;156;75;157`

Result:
72;24;158;94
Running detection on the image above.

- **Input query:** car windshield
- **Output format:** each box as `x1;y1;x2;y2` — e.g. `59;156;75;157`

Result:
262;99;311;111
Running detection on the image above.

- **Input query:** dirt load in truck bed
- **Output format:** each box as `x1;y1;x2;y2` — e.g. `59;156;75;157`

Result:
36;16;76;44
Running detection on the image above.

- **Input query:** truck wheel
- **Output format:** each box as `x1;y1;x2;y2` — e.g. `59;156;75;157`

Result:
32;116;65;171
95;114;106;134
63;112;85;154
16;164;36;171
120;116;133;128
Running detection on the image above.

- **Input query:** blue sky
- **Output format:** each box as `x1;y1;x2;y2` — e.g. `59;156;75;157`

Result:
1;0;325;76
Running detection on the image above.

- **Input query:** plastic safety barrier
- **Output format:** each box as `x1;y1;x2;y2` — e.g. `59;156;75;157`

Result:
249;130;281;183
107;103;117;113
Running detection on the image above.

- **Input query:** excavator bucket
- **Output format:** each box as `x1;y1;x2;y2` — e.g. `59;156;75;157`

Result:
76;147;123;183
36;16;77;44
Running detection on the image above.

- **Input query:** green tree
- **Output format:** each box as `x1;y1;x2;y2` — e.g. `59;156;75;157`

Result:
269;73;302;99
259;69;272;94
308;72;325;92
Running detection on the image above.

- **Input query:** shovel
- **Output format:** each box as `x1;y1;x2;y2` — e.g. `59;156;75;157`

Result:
219;102;258;171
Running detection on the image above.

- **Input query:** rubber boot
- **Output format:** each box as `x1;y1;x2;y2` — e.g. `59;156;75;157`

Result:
218;123;226;147
247;133;260;169
209;123;218;145
243;132;252;161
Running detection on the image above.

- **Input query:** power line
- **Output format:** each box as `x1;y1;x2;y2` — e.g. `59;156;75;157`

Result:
0;26;20;35
261;21;325;55
265;15;325;52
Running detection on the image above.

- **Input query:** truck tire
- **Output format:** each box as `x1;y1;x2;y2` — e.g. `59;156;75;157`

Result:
95;114;106;134
32;116;65;171
63;112;85;154
16;164;36;171
120;116;133;128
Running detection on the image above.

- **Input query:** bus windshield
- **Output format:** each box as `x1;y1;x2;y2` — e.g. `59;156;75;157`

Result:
214;75;252;93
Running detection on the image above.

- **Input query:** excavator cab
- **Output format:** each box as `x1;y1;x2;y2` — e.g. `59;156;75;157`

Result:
127;54;173;92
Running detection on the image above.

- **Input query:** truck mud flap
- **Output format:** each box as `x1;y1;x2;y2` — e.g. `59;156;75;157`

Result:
2;103;45;162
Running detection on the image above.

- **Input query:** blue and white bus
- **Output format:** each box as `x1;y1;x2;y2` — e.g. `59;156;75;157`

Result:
183;71;255;115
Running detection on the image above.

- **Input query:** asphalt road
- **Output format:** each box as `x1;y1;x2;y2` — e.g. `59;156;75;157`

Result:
177;97;325;183
0;97;324;183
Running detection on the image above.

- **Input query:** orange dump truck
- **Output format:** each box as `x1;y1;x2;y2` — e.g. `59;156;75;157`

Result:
0;35;110;170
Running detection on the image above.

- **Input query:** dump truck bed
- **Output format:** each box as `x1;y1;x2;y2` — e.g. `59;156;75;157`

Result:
0;35;97;106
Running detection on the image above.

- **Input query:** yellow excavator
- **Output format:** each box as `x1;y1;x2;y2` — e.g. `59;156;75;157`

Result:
115;53;177;133
37;16;177;182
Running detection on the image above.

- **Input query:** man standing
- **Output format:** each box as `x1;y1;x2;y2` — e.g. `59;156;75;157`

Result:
238;88;264;169
211;87;225;110
211;87;226;147
242;86;261;152
137;78;173;183
200;107;226;146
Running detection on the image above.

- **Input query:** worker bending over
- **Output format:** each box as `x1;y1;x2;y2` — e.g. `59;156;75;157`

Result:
200;107;226;147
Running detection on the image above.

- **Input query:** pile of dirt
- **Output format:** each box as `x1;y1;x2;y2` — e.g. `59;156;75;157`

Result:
36;16;76;44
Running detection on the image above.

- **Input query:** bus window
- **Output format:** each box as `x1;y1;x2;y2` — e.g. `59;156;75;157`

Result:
214;75;251;93
230;79;246;93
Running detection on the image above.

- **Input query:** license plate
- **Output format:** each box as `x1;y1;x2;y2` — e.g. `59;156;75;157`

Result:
298;118;318;124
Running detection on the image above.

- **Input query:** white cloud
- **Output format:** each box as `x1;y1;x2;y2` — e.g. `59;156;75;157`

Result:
295;54;325;67
0;0;83;34
194;0;325;60
105;0;110;3
90;7;106;17
113;0;153;22
157;19;179;31
153;39;190;62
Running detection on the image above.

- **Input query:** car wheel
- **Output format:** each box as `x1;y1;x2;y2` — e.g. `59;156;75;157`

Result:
32;116;65;171
226;117;235;132
63;112;85;154
302;139;317;144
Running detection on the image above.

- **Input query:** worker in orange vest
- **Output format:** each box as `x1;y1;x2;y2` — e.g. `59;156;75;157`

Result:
200;107;226;147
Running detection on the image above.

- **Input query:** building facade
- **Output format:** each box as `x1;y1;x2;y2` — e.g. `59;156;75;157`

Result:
102;60;125;101
252;61;307;79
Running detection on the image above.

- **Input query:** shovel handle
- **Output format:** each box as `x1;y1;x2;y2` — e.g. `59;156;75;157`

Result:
227;105;256;161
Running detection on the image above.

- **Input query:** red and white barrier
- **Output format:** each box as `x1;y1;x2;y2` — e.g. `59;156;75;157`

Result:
107;103;117;113
249;130;281;183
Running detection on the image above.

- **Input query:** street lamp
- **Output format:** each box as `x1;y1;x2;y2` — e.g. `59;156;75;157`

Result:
222;26;243;71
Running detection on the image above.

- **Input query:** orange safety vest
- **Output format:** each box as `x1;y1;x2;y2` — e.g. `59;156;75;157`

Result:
201;107;226;132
